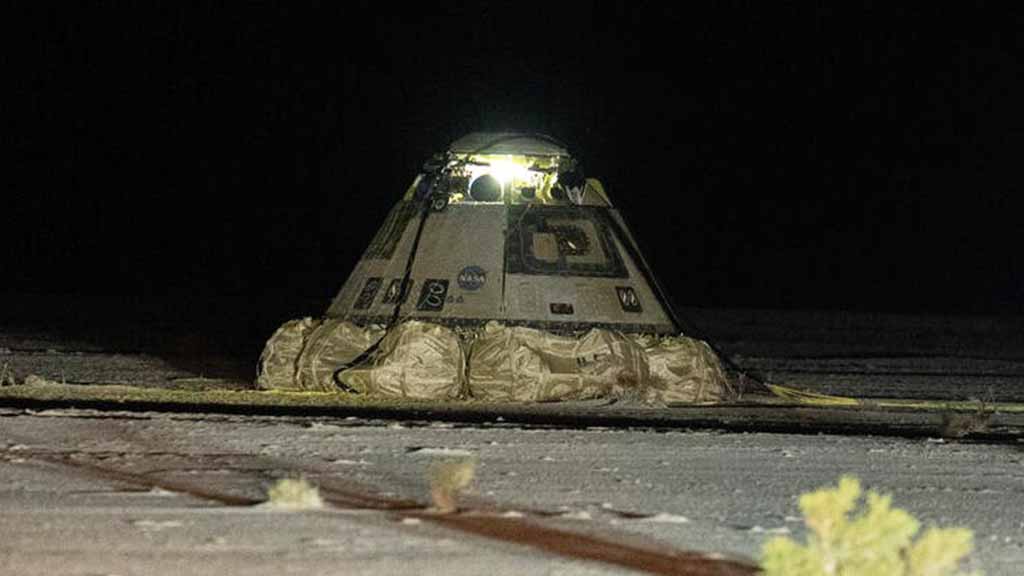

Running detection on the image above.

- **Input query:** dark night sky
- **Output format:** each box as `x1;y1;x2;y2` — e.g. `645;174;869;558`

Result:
7;4;1024;315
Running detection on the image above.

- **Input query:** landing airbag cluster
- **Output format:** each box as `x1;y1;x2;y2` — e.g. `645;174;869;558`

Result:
257;319;735;404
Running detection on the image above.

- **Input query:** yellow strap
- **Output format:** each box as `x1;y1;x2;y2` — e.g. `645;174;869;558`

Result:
766;383;1024;413
766;383;862;406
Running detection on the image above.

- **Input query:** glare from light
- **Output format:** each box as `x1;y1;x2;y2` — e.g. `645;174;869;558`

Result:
471;158;532;186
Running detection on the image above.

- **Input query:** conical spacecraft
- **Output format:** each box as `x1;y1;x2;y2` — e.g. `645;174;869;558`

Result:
259;132;733;404
326;132;679;335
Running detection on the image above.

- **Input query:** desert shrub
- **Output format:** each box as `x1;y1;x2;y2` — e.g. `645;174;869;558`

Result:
264;477;323;510
761;475;979;576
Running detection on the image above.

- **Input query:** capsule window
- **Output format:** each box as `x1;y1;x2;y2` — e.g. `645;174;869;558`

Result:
469;174;502;202
506;206;629;279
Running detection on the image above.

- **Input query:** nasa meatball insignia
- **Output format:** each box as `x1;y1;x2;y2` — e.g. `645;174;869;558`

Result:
457;266;487;291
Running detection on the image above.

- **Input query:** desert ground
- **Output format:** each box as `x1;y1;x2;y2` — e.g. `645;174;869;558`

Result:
1;295;1022;575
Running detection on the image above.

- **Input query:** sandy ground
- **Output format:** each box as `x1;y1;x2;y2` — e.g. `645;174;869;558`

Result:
1;298;1023;574
2;409;1021;575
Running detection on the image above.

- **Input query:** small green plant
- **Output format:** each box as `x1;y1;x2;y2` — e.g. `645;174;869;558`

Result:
761;476;979;576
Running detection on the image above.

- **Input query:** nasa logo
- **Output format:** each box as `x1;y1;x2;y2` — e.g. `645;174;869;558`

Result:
457;266;487;291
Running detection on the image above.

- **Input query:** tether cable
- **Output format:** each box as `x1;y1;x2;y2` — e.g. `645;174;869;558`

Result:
331;178;439;391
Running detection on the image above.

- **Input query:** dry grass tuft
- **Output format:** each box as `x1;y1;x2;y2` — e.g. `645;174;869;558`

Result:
429;457;477;514
264;477;323;510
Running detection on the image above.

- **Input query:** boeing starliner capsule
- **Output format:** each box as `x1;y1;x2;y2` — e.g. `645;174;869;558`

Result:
326;132;680;335
258;132;734;403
